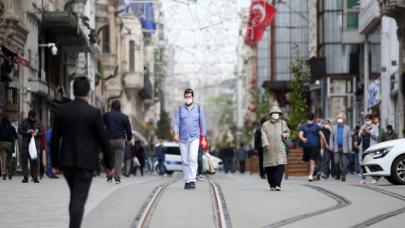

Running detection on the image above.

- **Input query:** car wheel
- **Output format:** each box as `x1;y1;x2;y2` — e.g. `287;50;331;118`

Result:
385;176;398;185
165;171;174;175
391;155;405;185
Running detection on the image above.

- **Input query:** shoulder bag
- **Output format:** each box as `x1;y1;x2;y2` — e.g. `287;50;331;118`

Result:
281;121;290;155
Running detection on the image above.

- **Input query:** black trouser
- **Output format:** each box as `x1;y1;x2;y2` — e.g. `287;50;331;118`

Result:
258;148;265;177
39;149;45;176
197;148;204;175
22;147;39;179
239;161;246;173
134;155;145;176
265;165;284;188
63;167;93;228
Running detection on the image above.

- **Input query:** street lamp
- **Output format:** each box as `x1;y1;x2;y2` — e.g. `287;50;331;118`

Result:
39;43;58;56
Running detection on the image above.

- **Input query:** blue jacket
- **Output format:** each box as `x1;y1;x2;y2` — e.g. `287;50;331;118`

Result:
102;110;132;141
155;146;167;160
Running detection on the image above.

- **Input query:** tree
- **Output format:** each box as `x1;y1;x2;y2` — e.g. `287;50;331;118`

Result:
249;86;274;120
287;44;311;139
156;110;173;140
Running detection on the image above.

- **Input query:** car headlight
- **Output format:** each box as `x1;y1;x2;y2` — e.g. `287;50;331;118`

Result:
368;147;393;159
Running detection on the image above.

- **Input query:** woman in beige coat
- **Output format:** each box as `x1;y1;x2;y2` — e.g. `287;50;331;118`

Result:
261;106;290;191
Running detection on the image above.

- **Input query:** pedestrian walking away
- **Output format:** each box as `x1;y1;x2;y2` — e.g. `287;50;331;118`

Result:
50;76;114;228
145;138;156;173
313;117;324;180
299;112;330;182
18;110;44;183
45;127;59;179
123;139;134;177
155;139;167;175
133;140;146;176
322;119;336;179
329;113;352;182
173;88;207;190
255;117;267;179
197;126;209;180
224;143;235;174
39;123;46;180
103;100;132;184
358;114;379;185
261;106;290;191
235;143;247;173
0;114;18;180
347;128;359;175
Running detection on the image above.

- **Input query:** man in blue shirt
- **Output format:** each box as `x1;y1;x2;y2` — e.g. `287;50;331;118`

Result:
299;112;329;182
155;139;167;175
173;88;207;189
102;100;132;184
329;113;352;182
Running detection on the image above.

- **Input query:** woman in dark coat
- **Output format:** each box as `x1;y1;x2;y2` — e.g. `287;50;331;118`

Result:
133;140;146;176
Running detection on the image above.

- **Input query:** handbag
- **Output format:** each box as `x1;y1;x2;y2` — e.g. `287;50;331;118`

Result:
281;121;291;155
133;156;141;167
29;136;38;159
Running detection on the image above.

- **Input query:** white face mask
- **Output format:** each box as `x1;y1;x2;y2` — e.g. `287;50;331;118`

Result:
307;120;313;125
318;123;322;126
271;114;280;120
351;132;355;135
387;130;392;134
337;119;343;124
324;125;330;130
366;120;372;126
184;98;193;106
376;123;379;127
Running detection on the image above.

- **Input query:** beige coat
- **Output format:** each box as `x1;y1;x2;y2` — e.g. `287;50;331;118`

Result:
261;119;290;167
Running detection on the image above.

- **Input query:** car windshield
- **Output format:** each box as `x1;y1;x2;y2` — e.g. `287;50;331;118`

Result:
166;146;181;155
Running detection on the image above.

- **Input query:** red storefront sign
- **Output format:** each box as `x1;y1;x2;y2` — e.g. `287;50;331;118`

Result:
18;56;30;68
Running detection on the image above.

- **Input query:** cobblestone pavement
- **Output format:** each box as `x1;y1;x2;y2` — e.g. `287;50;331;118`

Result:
0;172;404;228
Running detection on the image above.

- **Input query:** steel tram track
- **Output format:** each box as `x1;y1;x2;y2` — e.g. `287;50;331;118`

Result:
131;175;230;228
264;185;352;228
350;185;405;228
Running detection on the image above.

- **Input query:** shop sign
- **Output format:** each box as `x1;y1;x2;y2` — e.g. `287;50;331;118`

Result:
368;79;380;108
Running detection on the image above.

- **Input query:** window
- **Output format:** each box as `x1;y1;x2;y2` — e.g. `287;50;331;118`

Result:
129;41;135;72
347;0;358;9
102;26;109;53
347;12;359;29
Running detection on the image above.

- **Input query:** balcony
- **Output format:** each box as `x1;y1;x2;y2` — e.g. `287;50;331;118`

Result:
379;0;405;21
359;0;381;34
100;54;118;78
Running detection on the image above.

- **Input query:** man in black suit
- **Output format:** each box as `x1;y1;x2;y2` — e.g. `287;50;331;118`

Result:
51;77;114;228
254;117;267;179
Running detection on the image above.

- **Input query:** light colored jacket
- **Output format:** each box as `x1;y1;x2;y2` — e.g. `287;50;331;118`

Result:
358;124;379;160
261;119;290;167
329;124;352;153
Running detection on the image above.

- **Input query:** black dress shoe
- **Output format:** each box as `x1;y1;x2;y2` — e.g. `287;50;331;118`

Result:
22;177;28;183
190;182;196;189
8;175;12;180
335;176;341;180
34;178;40;183
3;175;6;180
184;183;191;189
341;178;346;182
52;175;59;179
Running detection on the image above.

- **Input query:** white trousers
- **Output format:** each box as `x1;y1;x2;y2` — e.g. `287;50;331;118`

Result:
179;139;199;183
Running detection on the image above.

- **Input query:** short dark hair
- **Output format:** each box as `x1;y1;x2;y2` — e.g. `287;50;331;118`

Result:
1;114;11;127
28;110;37;118
324;119;331;124
307;112;315;121
111;100;121;110
260;117;267;125
387;125;393;129
184;88;194;97
73;76;90;96
240;143;244;147
365;114;373;120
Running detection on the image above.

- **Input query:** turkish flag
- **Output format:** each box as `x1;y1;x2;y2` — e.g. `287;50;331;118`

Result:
245;0;277;49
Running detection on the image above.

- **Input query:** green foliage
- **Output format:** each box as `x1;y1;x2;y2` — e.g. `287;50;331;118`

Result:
156;110;173;140
249;86;274;120
287;44;311;139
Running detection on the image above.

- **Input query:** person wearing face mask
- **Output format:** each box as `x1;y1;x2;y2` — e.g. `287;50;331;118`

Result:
347;128;360;175
173;88;207;190
322;119;336;179
299;112;330;182
358;114;379;184
373;117;386;143
261;106;290;191
385;125;398;141
329;113;352;182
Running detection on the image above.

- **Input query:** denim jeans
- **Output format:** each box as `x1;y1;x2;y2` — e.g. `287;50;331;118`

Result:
354;152;360;174
225;157;234;173
324;150;336;177
158;159;165;174
147;157;156;173
347;152;355;174
46;147;55;175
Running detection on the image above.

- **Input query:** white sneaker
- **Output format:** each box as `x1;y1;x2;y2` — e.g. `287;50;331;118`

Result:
270;187;276;191
276;187;281;191
308;175;313;182
196;175;204;181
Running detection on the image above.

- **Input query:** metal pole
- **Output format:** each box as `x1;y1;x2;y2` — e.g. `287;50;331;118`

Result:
364;35;369;117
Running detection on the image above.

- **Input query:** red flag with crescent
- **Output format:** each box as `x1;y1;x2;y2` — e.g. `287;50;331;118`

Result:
245;0;277;49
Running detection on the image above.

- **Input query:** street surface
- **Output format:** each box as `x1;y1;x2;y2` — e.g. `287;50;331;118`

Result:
0;172;404;228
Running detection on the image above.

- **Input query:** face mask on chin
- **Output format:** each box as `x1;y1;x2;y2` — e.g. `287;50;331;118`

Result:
184;99;193;106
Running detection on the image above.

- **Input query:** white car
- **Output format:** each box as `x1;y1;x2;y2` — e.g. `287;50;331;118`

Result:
361;138;405;185
154;142;223;174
